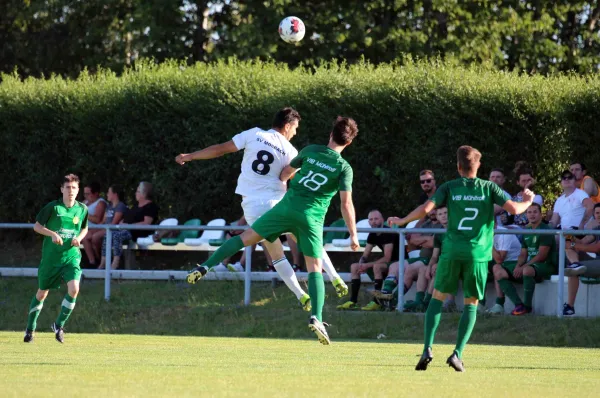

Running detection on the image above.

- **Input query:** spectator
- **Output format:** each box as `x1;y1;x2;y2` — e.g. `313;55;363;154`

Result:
99;182;158;270
337;209;398;311
82;182;107;267
562;203;600;316
549;170;594;231
486;219;530;314
83;185;127;267
511;163;543;227
492;203;557;315
416;170;437;227
570;161;600;204
489;168;511;225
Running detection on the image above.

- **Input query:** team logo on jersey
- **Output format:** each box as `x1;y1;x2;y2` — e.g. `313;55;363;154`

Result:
72;216;80;224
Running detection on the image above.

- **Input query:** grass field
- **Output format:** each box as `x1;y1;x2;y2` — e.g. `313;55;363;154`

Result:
1;332;599;397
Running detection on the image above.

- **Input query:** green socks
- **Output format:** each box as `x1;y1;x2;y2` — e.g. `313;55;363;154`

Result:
414;291;425;304
497;279;523;306
423;298;443;353
523;276;536;308
203;236;244;268
424;292;432;304
55;294;76;328
308;272;325;322
26;296;44;331
455;304;477;359
382;277;397;292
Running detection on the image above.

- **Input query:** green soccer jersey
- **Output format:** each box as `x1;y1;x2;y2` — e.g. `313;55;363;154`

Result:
431;178;508;262
286;145;353;220
522;223;557;264
36;200;88;263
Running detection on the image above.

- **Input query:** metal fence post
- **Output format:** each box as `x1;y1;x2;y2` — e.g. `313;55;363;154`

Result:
397;230;406;312
557;232;565;318
104;227;112;302
244;245;253;306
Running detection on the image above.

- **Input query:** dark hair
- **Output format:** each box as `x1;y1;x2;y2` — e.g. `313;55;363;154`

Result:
436;205;447;210
528;202;542;212
457;146;481;173
420;170;435;178
490;168;505;176
62;174;80;186
368;209;383;217
139;181;154;200
86;181;101;194
109;185;124;200
570;161;587;171
272;107;301;129
514;161;534;181
593;203;600;211
560;170;574;179
331;116;358;145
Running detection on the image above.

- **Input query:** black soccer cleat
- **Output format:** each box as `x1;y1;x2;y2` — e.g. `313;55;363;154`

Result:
415;347;433;371
187;265;209;284
23;329;35;343
308;316;331;345
51;323;64;344
446;351;465;372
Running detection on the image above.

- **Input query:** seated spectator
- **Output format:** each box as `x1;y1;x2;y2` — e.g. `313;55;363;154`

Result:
486;220;528;314
82;182;107;267
549;170;594;231
99;182;158;270
489;168;511;226
492;203;557;315
562;203;600;316
510;163;543;227
337;209;397;311
570;161;600;204
378;207;444;312
83;185;127;268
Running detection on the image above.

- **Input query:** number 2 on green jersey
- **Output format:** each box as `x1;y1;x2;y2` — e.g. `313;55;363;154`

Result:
458;207;479;231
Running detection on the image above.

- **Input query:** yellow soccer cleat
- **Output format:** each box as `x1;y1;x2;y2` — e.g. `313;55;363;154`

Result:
361;301;382;311
332;277;349;297
336;301;359;310
300;294;312;312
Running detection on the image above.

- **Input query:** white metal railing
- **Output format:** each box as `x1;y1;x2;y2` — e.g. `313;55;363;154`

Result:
1;222;598;318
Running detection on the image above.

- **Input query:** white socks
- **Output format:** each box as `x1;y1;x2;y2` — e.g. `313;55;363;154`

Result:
321;250;340;281
273;257;306;299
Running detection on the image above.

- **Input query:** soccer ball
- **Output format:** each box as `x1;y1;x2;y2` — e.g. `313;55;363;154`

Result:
279;16;306;43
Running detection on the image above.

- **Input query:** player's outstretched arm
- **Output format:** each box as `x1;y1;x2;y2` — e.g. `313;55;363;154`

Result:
280;165;298;182
388;200;436;227
503;189;535;215
340;191;359;251
175;141;239;165
33;222;63;245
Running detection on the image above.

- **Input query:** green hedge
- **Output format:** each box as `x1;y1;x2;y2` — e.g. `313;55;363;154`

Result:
1;59;599;223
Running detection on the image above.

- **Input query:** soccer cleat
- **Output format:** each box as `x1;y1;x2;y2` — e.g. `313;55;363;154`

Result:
187;265;209;284
336;301;359;310
51;323;64;344
361;301;382;311
404;300;426;313
211;263;229;272
300;294;312;312
511;304;532;316
308;316;331;345
332;277;348;297
446;351;465;372
565;263;587;277
563;303;575;316
415;347;433;371
371;289;393;301
227;262;244;272
486;303;504;314
23;329;35;343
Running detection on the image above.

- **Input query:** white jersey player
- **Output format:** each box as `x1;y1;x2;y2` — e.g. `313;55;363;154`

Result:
175;108;349;310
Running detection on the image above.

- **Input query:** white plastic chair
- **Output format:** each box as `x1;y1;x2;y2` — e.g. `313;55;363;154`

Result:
184;219;227;246
136;218;179;246
332;219;371;247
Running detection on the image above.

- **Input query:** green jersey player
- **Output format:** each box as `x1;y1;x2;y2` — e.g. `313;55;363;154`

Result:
389;146;534;371
187;117;360;344
24;174;89;344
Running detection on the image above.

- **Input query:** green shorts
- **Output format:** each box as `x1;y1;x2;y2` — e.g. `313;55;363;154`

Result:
38;256;82;290
252;203;324;258
501;261;554;283
434;257;487;300
407;257;430;266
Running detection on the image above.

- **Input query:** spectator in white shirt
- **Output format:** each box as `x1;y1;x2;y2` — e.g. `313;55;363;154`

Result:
550;170;594;230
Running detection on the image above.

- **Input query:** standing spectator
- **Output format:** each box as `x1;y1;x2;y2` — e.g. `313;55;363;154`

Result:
99;182;158;270
489;168;511;225
84;185;128;267
570;161;600;203
511;163;543;227
337;209;397;311
415;170;438;227
549;170;594;231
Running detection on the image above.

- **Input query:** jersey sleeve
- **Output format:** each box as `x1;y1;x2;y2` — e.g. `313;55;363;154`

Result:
538;234;554;248
430;182;448;207
232;128;255;150
433;234;442;249
490;182;509;206
366;232;376;245
289;148;304;168
339;163;353;192
81;207;89;229
35;202;55;225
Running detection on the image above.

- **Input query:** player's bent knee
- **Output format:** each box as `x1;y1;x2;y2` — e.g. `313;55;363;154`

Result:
523;266;536;277
36;289;49;301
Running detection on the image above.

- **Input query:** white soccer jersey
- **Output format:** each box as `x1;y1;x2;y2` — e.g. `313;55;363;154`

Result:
232;127;298;199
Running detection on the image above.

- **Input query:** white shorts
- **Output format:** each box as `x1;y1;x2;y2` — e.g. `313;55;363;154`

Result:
241;196;283;225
